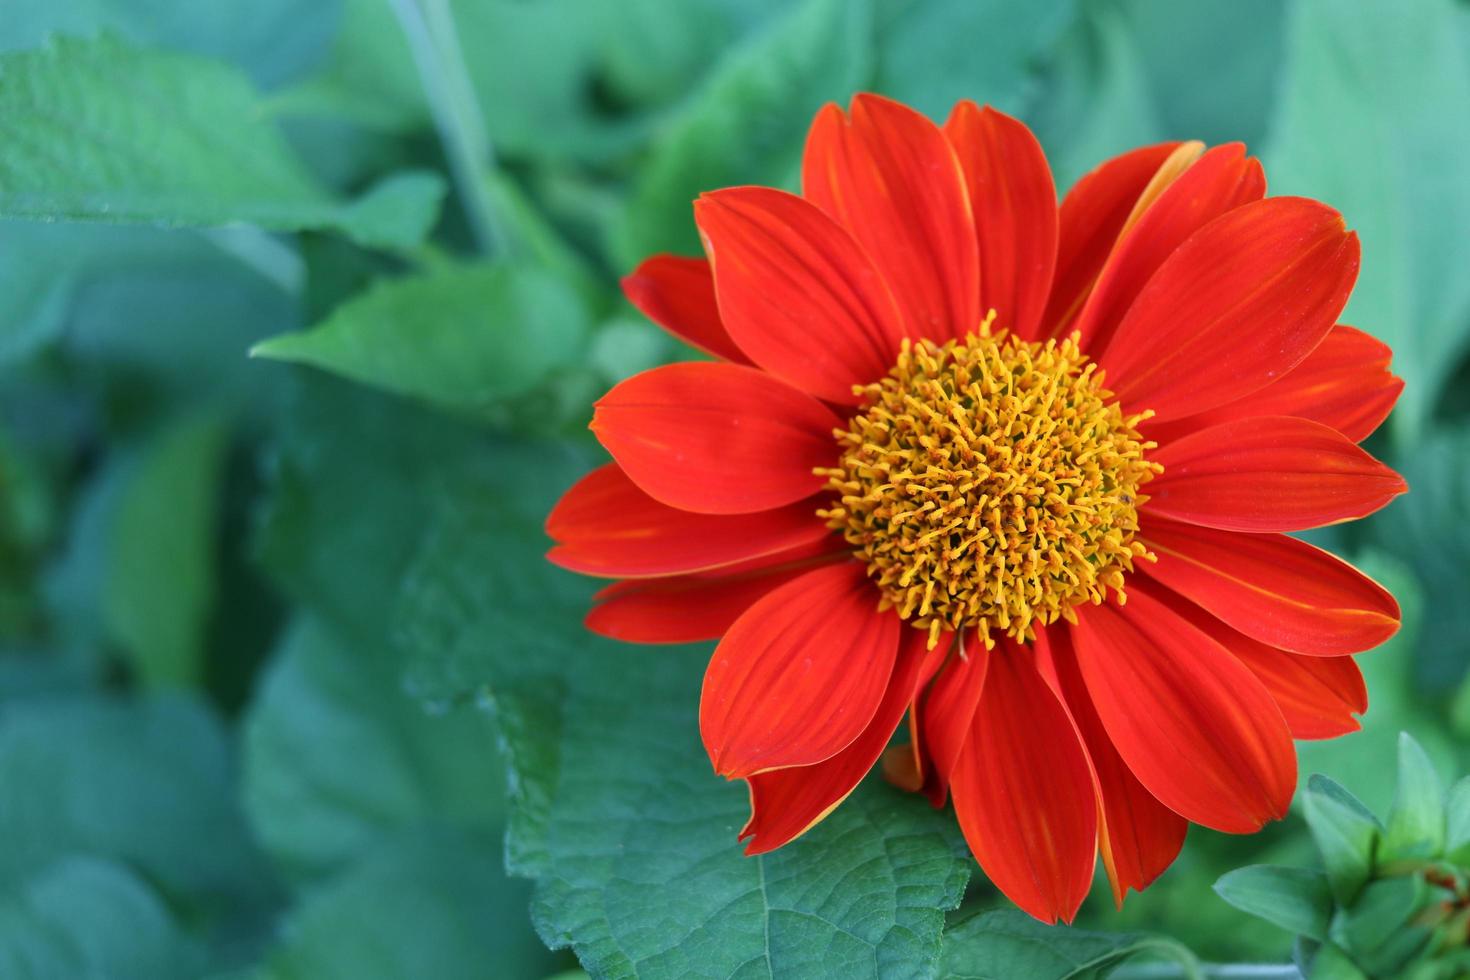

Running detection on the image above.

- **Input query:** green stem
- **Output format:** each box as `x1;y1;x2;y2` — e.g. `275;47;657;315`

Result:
1114;964;1300;979
388;0;504;255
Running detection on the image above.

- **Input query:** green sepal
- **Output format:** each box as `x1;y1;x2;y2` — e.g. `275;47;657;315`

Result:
1214;865;1333;941
1304;774;1382;905
1383;733;1447;862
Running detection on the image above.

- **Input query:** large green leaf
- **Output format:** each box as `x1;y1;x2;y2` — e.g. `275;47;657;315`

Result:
252;263;589;422
873;0;1075;120
939;910;1201;980
0;856;204;980
1264;0;1470;439
0;35;443;249
102;414;228;688
611;0;874;264
252;831;559;980
243;616;505;884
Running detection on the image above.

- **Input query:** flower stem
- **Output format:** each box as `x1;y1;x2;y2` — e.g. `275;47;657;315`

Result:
388;0;504;255
1114;964;1300;979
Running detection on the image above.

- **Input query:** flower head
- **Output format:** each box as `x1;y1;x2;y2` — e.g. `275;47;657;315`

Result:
547;93;1407;923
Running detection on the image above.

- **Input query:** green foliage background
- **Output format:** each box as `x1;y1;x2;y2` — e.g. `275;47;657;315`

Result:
0;0;1467;977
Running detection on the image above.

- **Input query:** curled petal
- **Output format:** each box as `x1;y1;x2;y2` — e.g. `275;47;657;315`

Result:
803;94;981;343
1070;585;1297;834
700;562;897;778
621;254;752;364
1147;416;1406;532
1103;197;1360;421
592;362;840;514
547;464;831;577
1139;517;1400;656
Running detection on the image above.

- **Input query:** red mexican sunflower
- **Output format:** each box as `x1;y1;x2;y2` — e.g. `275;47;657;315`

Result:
546;93;1407;923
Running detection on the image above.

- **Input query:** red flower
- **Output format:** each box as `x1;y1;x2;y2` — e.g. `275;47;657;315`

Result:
546;94;1407;923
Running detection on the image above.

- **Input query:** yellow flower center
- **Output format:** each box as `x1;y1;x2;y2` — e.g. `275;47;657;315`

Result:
819;317;1161;649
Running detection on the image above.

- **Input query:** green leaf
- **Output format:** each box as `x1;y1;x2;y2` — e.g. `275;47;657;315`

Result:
0;35;444;249
611;0;874;264
243;616;505;884
1382;733;1447;862
1445;777;1470;864
0;693;274;914
252;831;560;980
1214;866;1334;941
102;414;228;688
1307;941;1370;980
939;910;1201;980
873;0;1074;120
1302;776;1382;905
251;263;589;422
0;856;204;980
1264;0;1470;439
1329;876;1434;977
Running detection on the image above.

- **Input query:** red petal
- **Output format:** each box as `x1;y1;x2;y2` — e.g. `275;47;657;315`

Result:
943;102;1058;340
1103;197;1360;421
591;362;840;514
546;464;831;577
694;186;908;403
1070;586;1297;834
1041;141;1185;338
803;94;980;343
950;643;1098;924
1162;595;1366;740
740;628;932;853
879;635;953;793
916;633;991;807
1139;517;1400;656
585;542;848;645
1147;325;1403;445
1076;144;1265;354
1147;416;1407;532
621;254;752;364
1049;625;1188;904
700;562;896;778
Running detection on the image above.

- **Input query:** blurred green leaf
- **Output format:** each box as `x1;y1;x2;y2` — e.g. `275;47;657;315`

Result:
252;831;557;980
611;0;874;264
102;414;227;688
243;616;505;884
1306;942;1370;980
1328;876;1433;977
0;856;204;980
1381;733;1447;862
940;909;1200;980
0;693;275;915
1302;776;1380;906
1264;0;1470;439
1214;866;1332;941
0;35;444;249
252;263;589;421
874;0;1075;120
1446;777;1470;864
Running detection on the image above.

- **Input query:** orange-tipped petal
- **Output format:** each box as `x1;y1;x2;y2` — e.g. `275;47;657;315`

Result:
741;628;932;853
943;102;1057;340
1041;141;1184;338
1147;416;1407;532
1162;594;1366;740
1074;143;1264;354
694;186;908;403
700;562;897;779
1139;517;1400;656
950;642;1098;924
1146;324;1403;445
1049;625;1188;905
547;464;831;577
1071;585;1297;835
585;540;847;645
916;633;990;807
591;362;840;515
621;254;752;364
803;94;980;343
1102;197;1359;420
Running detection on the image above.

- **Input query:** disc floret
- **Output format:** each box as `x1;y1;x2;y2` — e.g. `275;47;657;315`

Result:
819;318;1161;648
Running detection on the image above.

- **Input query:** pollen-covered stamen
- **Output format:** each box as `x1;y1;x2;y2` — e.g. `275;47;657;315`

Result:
818;317;1162;649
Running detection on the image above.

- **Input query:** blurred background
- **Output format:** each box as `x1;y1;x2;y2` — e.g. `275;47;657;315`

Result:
0;0;1466;977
